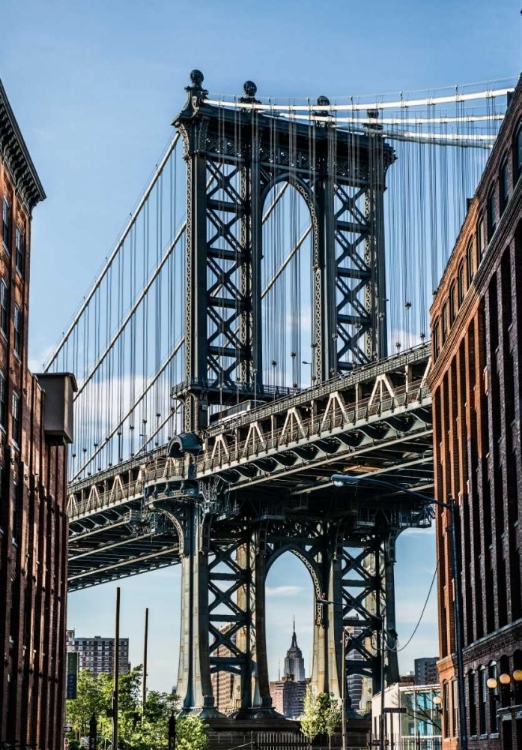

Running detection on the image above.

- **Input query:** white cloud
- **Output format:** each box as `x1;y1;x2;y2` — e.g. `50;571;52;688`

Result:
266;585;306;598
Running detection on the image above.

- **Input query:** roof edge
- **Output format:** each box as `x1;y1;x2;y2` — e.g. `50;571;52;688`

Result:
0;79;46;211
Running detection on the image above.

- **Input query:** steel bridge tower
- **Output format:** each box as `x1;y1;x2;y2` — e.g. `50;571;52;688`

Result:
157;71;407;718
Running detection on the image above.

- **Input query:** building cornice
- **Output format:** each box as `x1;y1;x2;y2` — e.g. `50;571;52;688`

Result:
0;79;46;212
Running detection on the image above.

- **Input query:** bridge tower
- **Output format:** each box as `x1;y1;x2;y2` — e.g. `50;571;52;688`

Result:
163;71;401;718
174;70;393;434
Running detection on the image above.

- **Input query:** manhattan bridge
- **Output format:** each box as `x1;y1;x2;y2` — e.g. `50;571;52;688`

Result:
45;71;513;717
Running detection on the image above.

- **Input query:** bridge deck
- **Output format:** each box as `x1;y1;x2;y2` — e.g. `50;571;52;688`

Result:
67;344;433;590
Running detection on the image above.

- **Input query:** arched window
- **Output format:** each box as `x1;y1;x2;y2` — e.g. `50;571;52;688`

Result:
515;122;522;178
500;158;510;213
478;666;487;734
443;680;450;738
441;302;448;343
488;662;498;734
468;671;477;737
467;240;475;284
433;319;440;359
458;260;466;305
487;188;497;241
449;281;456;323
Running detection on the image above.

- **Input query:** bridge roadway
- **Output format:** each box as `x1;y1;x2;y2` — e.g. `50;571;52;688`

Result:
67;343;433;591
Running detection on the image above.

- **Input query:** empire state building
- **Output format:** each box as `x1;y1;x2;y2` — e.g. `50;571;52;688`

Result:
283;620;306;681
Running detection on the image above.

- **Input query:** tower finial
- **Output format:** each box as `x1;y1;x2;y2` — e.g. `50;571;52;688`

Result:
293;615;295;633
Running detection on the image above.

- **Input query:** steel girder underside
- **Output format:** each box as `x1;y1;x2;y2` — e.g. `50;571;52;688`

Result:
67;346;433;715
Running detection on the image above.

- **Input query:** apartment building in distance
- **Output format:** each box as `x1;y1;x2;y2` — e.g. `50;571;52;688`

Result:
414;657;438;686
0;80;76;750
67;630;130;675
430;75;522;750
210;624;238;714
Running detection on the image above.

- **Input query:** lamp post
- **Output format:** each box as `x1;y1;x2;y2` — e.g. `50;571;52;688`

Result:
331;473;468;750
487;669;522;704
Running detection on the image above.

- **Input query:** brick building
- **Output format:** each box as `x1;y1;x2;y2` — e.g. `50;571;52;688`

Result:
66;630;130;676
269;675;309;719
210;624;238;714
430;76;522;749
0;81;75;748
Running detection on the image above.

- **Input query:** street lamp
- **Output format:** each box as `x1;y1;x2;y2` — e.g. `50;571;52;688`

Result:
487;670;522;702
331;473;468;750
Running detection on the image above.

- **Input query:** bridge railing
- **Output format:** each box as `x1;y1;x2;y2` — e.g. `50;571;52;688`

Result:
204;342;431;438
200;379;431;472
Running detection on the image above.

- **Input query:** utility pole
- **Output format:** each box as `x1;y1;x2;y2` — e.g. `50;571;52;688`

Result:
112;586;121;750
142;607;149;711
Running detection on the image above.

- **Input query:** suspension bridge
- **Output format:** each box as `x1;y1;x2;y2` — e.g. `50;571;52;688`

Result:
46;71;514;718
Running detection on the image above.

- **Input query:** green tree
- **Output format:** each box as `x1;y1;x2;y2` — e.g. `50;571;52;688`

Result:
175;715;209;750
301;687;322;742
318;693;342;750
300;689;341;749
66;669;112;739
66;664;180;749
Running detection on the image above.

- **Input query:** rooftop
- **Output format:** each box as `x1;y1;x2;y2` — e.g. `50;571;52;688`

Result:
0;79;46;211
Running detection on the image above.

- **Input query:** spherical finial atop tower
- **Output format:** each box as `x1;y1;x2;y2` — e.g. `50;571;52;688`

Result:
190;70;204;88
243;80;258;98
316;95;330;107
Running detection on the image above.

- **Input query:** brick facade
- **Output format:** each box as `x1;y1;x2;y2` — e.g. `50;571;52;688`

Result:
430;76;522;750
0;81;74;749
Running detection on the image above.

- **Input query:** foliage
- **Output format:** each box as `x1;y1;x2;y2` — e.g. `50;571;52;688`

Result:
66;664;180;749
300;687;322;740
300;688;341;743
176;715;209;750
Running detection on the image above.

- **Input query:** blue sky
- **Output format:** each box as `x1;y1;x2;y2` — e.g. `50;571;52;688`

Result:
1;0;520;693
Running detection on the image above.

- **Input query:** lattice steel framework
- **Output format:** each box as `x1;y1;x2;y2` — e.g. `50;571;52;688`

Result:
174;71;394;432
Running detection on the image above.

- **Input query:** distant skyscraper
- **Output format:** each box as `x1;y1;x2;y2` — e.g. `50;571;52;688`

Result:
270;621;308;718
283;619;305;681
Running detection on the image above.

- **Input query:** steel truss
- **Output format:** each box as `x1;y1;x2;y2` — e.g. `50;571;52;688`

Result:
66;73;433;721
174;71;394;432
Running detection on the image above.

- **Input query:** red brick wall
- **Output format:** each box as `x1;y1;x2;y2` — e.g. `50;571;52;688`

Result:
430;77;522;750
0;152;68;747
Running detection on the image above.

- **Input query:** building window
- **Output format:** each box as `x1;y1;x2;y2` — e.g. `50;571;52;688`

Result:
0;372;6;429
452;680;458;737
516;123;522;178
468;671;477;736
443;681;450;737
478;666;486;735
449;282;456;323
500;160;510;213
458;261;466;304
13;305;22;357
488;662;498;734
487;189;497;241
15;227;24;275
441;302;448;343
2;199;10;251
12;393;20;445
1;281;8;336
467;239;476;283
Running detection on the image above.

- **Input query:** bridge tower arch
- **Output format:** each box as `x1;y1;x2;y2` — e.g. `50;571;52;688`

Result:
173;70;394;433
